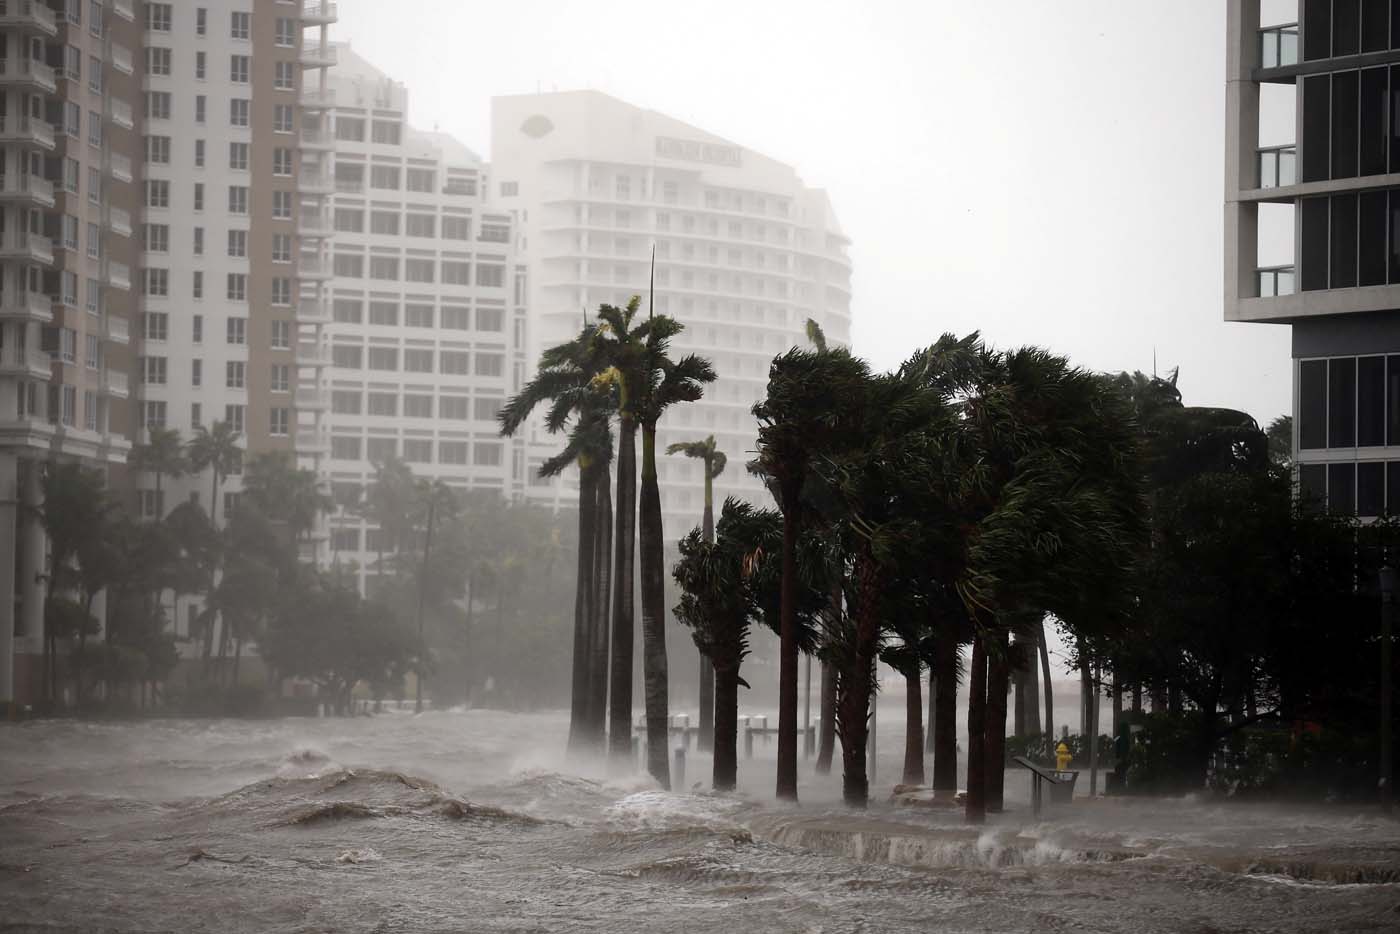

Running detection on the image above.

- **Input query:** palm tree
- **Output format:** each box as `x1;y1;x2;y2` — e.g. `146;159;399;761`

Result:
241;451;333;544
359;456;418;582
674;498;782;790
634;313;715;787
186;421;242;528
753;344;873;801
130;426;186;519
667;435;727;753
500;319;615;753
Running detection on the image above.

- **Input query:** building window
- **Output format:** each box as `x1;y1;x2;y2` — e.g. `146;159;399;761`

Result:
369;302;399;326
192;315;204;343
331;436;362;460
334;254;363;278
194;183;205;211
270;408;289;436
229;54;249;83
442;216;470;240
474;442;503;467
274;61;294;90
474;397;503;422
143;268;169;296
500;181;519;197
479;223;509;243
440;351;469;374
336;117;365;141
143;224;169;253
145;135;171;164
273;190;292;219
335;208;365;232
195;95;206;123
225;361;245;389
227;273;247;301
145;91;171;120
403;349;433;372
192;359;202;387
230;11;250;39
193;271;204;299
142;356;168;385
442;261;470;285
225;404;245;434
334;299;364;324
230;98;250;127
403;439;432;464
406;214;435;238
371;210;400;235
332;345;363;369
227;230;247;258
331;391;362;414
370;166;400;190
145;47;171;76
227;317;246;344
405;304;434;328
144;401;168;431
275;18;296;46
405;259;435;283
367;392;397;417
146;3;172;31
367;347;398;371
229;141;249;170
274;105;293;133
273;148;293;176
440;397;468;420
272;235;292;263
477;264;505;288
475;353;504;377
228;186;248;214
439;441;468;465
477;308;504;332
271;321;290;349
269;364;290;393
406;169;435;193
195;50;206;80
371;120;401;145
442;308;470;330
272;277;291;305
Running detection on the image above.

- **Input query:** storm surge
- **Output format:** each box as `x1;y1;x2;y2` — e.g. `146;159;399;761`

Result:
2;710;1397;934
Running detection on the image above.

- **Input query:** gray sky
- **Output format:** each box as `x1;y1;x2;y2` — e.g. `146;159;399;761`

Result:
333;0;1293;427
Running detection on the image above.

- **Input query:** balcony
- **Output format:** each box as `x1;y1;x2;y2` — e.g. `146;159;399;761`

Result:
0;290;52;323
0;172;55;208
104;206;132;237
301;1;338;24
1257;265;1295;298
1259;23;1298;69
299;42;337;68
0;1;58;36
101;368;129;398
300;171;336;195
0;114;54;150
299;126;335;151
0;57;57;94
295;294;331;324
110;43;133;76
0;346;51;379
295;341;331;367
0;231;52;264
299;209;332;237
105;151;132;183
295;387;329;410
104;260;130;291
106;97;134;130
333;176;364;195
103;314;129;345
297;254;333;280
1258;145;1296;189
300;87;335;110
112;0;134;21
296;428;330;454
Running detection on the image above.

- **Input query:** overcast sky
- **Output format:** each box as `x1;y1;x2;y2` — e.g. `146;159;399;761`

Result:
331;0;1294;427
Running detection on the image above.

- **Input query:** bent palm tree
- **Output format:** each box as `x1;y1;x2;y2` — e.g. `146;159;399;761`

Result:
186;422;242;528
667;435;727;753
130;426;186;519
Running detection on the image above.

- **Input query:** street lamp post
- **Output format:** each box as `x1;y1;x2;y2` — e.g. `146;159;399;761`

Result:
1380;566;1395;812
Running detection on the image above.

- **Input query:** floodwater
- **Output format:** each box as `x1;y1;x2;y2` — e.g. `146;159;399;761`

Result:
2;709;1398;933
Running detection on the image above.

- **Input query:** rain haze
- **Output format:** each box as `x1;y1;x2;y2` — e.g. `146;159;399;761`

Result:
3;1;1400;932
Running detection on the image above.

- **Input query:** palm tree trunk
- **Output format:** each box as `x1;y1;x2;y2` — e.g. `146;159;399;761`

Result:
210;471;219;526
1039;617;1055;741
697;471;715;754
965;633;988;824
589;464;612;745
925;668;936;754
638;424;670;788
985;631;1010;813
713;652;740;791
776;479;801;801
567;463;598;756
932;629;959;796
607;416;638;765
816;659;837;775
232;636;243;686
815;570;840;775
902;666;925;786
836;546;880;808
1023;635;1042;736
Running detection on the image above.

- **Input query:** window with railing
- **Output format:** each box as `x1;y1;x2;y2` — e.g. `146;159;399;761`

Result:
1259;23;1299;68
1258;145;1296;188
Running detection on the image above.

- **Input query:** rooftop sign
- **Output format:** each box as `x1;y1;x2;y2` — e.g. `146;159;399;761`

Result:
655;136;741;168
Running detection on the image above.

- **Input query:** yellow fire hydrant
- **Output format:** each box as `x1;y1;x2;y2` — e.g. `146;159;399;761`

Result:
1055;741;1072;772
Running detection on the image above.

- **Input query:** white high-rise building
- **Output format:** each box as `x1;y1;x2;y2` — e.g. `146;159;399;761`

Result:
322;46;527;594
491;91;853;527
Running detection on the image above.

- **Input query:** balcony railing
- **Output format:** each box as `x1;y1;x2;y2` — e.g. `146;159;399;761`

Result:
110;43;133;75
299;172;335;194
104;260;130;290
299;87;335;109
1258;264;1296;297
113;0;134;21
104;205;132;236
0;1;57;35
297;254;331;278
299;209;332;235
104;314;129;343
0;57;57;93
333;177;364;194
102;368;129;397
0;231;52;263
0;290;52;321
296;428;330;453
107;97;133;129
105;151;132;182
1260;23;1299;69
1258;145;1297;189
0;345;52;376
0;114;54;148
299;127;334;148
296;294;330;323
301;1;338;23
299;42;337;67
296;341;331;366
295;387;328;409
0;172;54;205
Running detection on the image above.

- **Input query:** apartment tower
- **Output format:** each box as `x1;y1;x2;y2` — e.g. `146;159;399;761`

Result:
1227;0;1400;515
323;46;526;595
0;0;139;707
491;91;853;530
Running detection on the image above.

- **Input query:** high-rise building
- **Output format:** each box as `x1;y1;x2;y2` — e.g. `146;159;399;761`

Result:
491;91;852;529
0;0;140;707
322;46;527;595
1226;0;1400;516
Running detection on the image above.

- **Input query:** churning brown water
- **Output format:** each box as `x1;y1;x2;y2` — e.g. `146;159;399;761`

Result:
2;709;1398;933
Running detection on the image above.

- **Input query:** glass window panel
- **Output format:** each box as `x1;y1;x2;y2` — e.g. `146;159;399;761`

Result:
1336;0;1362;56
1304;0;1332;60
1390;461;1400;513
1279;149;1296;186
1302;75;1332;182
1361;68;1388;176
1331;193;1358;288
1332;70;1359;180
1364;0;1389;52
1329;462;1357;515
1360;190;1388;285
1360;355;1386;445
1302;196;1330;290
1388;356;1400;444
1301;463;1328;511
1300;359;1329;449
1359;461;1386;515
1330;356;1358;448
